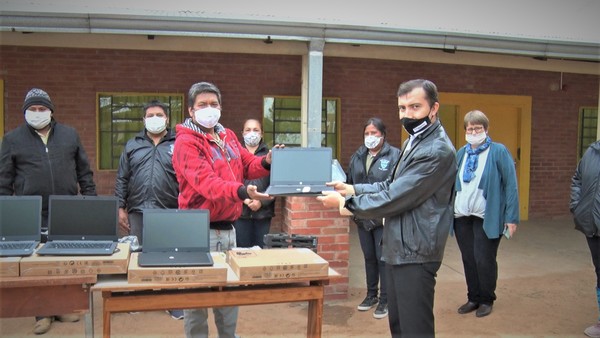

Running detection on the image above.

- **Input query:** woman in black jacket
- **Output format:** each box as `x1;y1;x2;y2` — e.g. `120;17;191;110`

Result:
347;117;401;319
233;119;275;248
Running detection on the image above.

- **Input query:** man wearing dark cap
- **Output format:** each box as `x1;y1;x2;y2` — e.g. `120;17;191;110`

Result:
0;87;96;334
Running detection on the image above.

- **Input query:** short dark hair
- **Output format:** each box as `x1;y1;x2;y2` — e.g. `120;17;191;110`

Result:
188;82;222;108
364;117;387;138
142;100;169;116
397;79;439;108
464;110;489;130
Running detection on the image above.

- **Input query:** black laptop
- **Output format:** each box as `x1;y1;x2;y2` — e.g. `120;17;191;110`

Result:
265;147;334;196
36;195;119;256
137;209;214;267
0;195;42;257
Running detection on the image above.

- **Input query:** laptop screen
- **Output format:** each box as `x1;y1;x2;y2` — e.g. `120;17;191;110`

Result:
0;195;42;241
142;209;210;252
48;195;119;241
270;147;332;185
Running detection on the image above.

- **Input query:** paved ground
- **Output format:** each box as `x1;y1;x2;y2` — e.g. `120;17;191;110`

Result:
0;217;596;337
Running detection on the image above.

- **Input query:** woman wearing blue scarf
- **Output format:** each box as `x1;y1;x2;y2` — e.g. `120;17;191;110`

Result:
453;110;519;318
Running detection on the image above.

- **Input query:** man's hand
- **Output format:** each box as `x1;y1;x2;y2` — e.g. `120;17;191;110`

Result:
118;208;130;236
316;190;343;209
265;144;285;164
326;181;355;197
244;198;262;211
247;184;273;201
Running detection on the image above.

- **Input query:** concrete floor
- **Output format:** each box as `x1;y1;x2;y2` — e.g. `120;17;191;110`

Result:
0;217;597;337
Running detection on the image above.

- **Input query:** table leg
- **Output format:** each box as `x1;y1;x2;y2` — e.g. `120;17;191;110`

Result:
85;287;94;338
102;291;111;338
306;285;324;338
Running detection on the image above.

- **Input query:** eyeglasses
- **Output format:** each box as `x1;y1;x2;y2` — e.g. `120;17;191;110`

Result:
465;126;484;134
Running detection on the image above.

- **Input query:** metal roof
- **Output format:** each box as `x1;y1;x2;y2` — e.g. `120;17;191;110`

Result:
1;0;599;61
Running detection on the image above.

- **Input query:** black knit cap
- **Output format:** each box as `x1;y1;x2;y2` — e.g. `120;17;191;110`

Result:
22;88;55;113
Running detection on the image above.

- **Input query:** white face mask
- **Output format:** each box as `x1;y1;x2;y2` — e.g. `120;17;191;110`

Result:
144;116;167;134
194;107;221;128
243;131;261;147
25;110;51;130
364;135;382;149
466;131;487;145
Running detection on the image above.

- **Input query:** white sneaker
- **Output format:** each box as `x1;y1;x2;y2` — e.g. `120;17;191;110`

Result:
585;322;600;338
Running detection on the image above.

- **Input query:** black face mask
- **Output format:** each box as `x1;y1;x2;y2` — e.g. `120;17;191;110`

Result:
401;115;431;135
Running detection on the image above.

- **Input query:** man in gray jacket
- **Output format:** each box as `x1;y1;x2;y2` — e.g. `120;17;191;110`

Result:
318;79;457;338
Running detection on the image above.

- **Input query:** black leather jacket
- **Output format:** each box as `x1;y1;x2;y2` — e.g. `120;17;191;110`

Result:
115;129;178;212
0;120;96;225
345;120;457;265
347;141;401;230
570;141;600;236
239;142;275;219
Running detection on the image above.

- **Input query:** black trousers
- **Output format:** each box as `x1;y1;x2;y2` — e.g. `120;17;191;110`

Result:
386;261;441;338
454;215;501;305
357;225;386;302
587;236;600;289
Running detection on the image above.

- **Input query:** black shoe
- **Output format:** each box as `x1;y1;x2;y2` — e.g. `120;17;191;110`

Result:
357;296;378;311
457;301;479;314
476;304;493;317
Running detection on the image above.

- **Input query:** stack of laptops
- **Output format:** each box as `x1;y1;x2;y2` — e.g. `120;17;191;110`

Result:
0;195;42;257
138;209;214;267
265;147;335;196
36;195;119;256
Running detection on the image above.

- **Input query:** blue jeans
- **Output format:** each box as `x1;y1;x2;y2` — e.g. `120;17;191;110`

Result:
184;228;239;338
357;225;386;303
233;218;271;248
454;216;501;305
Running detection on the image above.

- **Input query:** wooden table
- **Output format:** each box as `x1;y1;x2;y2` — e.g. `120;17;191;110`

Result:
0;274;97;337
92;269;338;338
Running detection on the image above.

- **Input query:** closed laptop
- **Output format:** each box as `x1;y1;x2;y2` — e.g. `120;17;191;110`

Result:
36;195;119;256
265;147;334;196
138;209;214;267
0;195;42;257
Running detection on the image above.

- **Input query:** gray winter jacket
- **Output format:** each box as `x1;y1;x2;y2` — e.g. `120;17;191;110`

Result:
570;141;600;237
345;120;457;265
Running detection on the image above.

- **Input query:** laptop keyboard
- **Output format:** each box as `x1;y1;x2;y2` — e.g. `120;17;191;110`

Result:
0;242;33;250
45;242;114;250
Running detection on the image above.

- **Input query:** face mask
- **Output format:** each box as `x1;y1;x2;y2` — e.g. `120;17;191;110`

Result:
243;131;261;147
144;116;167;134
364;135;382;149
466;131;487;145
401;115;431;136
193;107;221;128
25;110;51;130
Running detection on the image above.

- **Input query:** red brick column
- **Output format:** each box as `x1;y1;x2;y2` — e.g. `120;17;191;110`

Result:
282;196;349;300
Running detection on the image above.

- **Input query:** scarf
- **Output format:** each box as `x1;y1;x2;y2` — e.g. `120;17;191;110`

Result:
462;137;491;183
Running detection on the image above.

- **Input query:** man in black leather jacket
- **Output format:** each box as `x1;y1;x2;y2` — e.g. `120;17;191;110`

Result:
318;79;457;338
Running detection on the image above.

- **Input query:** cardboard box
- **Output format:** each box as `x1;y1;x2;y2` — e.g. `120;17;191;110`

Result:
19;243;130;276
227;248;329;281
0;257;20;277
127;252;228;284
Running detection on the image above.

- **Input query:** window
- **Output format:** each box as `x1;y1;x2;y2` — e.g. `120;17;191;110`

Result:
263;96;339;157
578;107;598;160
98;93;184;170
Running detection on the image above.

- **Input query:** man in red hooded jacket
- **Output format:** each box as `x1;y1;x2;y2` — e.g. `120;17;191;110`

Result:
173;81;274;338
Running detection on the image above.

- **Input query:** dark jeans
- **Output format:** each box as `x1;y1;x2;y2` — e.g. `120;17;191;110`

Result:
386;262;441;338
587;236;600;289
233;217;272;248
357;225;386;303
454;216;502;305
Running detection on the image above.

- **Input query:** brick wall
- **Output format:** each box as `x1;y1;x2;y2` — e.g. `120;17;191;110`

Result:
0;47;598;217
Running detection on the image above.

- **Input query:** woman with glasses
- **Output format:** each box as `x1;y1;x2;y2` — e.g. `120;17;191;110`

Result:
453;110;519;318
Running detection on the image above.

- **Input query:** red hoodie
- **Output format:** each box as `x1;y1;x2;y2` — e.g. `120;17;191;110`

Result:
173;120;269;222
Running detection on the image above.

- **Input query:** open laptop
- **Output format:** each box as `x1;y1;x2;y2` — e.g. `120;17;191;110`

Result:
138;209;214;267
265;147;335;196
0;195;42;257
36;195;119;256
